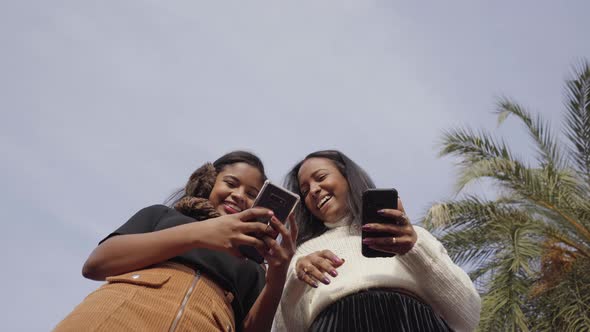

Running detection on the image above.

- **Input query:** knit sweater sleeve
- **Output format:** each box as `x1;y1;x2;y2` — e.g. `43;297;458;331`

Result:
271;245;316;332
396;226;481;332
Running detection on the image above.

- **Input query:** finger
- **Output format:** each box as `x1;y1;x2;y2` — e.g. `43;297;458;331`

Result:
311;256;339;277
264;217;280;238
267;218;295;251
318;250;344;266
363;235;398;247
306;264;331;285
363;235;414;254
375;208;409;225
361;223;407;235
261;235;288;261
239;207;274;221
236;234;266;252
288;213;299;243
240;220;272;234
297;269;319;288
268;217;288;239
398;198;406;213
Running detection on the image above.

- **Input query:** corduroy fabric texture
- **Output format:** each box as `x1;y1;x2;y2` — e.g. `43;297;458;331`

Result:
54;262;235;332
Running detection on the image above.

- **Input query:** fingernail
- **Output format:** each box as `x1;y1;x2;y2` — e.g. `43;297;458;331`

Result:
361;224;371;230
341;258;345;263
330;270;338;277
362;239;372;244
323;277;330;284
312;282;318;288
331;257;343;264
377;209;385;214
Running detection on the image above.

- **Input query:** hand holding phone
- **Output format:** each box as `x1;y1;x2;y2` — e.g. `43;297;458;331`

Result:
361;188;398;258
239;180;300;263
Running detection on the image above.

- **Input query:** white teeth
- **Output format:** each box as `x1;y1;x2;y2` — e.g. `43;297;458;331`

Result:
317;195;332;209
225;202;242;212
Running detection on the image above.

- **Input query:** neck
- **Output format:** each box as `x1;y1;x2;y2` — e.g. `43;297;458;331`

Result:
324;215;352;229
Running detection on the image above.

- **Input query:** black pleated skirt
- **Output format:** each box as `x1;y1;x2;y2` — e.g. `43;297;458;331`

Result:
309;289;452;332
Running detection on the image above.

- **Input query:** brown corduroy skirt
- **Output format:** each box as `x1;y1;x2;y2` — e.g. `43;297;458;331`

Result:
54;262;235;332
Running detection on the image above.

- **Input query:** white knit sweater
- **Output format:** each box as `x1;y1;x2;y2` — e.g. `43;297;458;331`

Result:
271;223;481;332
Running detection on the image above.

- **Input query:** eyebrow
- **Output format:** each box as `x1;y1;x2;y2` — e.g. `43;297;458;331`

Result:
299;168;328;187
224;175;260;193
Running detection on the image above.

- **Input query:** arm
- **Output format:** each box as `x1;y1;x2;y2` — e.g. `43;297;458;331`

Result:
83;207;273;280
83;221;206;280
397;226;481;332
242;216;299;332
269;254;309;332
362;202;480;332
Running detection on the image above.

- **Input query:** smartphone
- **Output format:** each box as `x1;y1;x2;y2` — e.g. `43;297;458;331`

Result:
361;188;398;258
239;180;300;263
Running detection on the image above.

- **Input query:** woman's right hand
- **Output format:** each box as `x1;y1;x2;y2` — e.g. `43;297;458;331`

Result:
197;207;275;257
295;250;344;288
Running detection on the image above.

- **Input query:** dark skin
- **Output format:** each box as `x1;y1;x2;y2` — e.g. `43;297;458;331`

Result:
295;199;416;287
294;157;417;287
82;162;298;332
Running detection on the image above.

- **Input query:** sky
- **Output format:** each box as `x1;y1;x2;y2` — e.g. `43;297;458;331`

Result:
2;1;589;330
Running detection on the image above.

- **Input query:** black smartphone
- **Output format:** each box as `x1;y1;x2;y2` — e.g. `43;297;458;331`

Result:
361;188;398;258
239;180;300;263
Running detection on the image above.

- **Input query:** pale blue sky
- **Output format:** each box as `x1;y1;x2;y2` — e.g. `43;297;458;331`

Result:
1;1;589;330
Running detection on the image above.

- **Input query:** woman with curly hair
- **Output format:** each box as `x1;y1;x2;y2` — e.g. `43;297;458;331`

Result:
55;151;297;332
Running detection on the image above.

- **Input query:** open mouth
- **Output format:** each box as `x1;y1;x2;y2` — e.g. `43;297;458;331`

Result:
223;201;243;214
317;195;333;209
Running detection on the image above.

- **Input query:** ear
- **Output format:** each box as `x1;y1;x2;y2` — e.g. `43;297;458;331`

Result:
185;163;217;198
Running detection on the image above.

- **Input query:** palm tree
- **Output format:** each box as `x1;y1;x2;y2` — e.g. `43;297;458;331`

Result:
423;61;590;332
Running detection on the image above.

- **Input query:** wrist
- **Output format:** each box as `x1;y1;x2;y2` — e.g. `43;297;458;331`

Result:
187;219;212;249
265;266;288;288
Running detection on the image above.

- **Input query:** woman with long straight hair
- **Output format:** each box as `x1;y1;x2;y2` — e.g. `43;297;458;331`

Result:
273;150;480;332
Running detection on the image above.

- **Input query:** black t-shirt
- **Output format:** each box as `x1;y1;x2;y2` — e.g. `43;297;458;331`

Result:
100;204;266;330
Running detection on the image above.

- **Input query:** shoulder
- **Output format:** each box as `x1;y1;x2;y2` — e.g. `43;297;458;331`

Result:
142;204;172;212
127;204;176;224
413;225;437;240
136;204;175;217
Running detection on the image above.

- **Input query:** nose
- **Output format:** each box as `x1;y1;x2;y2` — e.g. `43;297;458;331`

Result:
230;189;246;209
309;183;321;199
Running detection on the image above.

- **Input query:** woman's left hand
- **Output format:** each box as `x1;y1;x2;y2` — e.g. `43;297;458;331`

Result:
260;214;298;286
361;199;417;255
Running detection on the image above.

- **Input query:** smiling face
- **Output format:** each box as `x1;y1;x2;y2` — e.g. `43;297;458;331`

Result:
208;162;265;216
297;157;350;224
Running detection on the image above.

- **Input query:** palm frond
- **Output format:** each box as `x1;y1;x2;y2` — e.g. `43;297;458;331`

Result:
564;60;590;184
439;128;513;163
496;99;565;170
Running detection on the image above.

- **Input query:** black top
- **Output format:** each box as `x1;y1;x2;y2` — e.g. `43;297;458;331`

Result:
100;205;266;330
